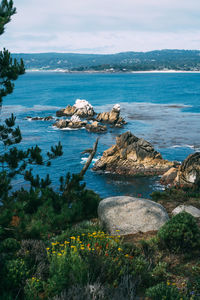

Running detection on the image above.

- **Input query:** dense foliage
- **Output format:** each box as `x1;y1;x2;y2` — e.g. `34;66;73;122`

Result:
158;212;200;253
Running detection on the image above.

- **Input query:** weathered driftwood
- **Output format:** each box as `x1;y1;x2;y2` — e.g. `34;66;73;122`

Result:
79;138;99;177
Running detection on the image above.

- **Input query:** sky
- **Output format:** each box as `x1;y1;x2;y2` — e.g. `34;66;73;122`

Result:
1;0;200;54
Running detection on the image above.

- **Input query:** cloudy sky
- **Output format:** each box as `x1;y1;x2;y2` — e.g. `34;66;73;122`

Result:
1;0;200;53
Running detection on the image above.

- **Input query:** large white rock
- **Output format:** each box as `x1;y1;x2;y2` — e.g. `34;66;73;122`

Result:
172;205;200;218
73;99;94;117
98;196;169;235
73;99;92;110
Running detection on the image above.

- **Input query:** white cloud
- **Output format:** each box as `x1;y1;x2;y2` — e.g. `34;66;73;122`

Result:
1;0;200;53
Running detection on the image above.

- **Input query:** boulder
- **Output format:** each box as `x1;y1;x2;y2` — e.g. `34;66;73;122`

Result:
172;205;200;218
56;99;95;118
74;99;95;117
63;105;76;116
174;152;200;186
53;119;69;129
86;121;107;133
53;115;87;129
93;131;174;176
96;104;126;126
98;196;169;235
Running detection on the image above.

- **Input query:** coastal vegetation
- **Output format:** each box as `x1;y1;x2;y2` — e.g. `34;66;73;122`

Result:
12;50;200;72
1;1;200;299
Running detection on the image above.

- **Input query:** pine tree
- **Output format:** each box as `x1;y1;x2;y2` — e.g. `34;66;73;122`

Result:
0;0;63;200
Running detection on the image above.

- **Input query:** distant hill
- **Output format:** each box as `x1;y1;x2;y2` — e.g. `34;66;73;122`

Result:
12;50;200;72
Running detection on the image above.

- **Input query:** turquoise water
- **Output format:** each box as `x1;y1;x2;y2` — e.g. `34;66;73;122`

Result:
1;72;200;198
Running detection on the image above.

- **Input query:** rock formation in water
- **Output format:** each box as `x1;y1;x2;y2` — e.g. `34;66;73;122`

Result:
53;115;87;129
161;152;200;187
96;104;126;127
98;196;169;235
26;116;53;121
93;131;174;176
86;121;107;133
56;99;95;118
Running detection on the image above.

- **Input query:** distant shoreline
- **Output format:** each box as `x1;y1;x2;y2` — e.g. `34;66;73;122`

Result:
26;69;200;74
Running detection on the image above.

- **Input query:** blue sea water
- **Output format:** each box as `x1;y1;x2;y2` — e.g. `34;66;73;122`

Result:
1;72;200;198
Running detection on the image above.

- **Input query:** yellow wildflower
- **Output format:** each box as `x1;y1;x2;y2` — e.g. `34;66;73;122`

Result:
70;236;76;240
125;254;129;257
57;253;62;256
118;248;122;251
46;248;50;250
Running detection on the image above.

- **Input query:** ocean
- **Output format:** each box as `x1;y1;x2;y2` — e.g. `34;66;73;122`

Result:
1;71;200;198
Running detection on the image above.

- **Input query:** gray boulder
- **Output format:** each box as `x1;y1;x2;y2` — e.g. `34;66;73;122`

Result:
172;205;200;218
98;196;169;235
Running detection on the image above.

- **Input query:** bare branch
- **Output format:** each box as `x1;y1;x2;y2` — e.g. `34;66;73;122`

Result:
79;138;99;177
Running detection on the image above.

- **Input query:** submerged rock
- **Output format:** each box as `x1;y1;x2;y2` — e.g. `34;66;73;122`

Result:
98;196;169;235
96;104;126;127
26;116;53;121
93;131;174;176
86;121;107;133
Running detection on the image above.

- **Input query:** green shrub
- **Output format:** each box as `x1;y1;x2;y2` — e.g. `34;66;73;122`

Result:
158;212;200;253
0;238;20;253
187;276;200;299
150;262;168;283
146;282;186;300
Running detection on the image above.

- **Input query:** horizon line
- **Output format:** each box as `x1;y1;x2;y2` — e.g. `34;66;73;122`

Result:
11;49;200;55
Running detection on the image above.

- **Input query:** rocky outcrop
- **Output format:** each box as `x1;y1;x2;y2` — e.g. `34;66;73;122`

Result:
93;131;174;176
56;99;95;118
53;115;87;129
172;205;200;218
96;104;126;127
63;105;77;116
175;152;200;186
161;152;200;187
86;121;107;133
26;116;53;121
98;196;169;235
56;109;67;117
160;167;178;185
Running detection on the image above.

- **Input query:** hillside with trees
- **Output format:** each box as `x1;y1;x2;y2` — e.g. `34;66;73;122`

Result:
13;50;200;72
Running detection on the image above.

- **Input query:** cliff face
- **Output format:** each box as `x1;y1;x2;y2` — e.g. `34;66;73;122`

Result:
160;152;200;187
93;131;174;176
